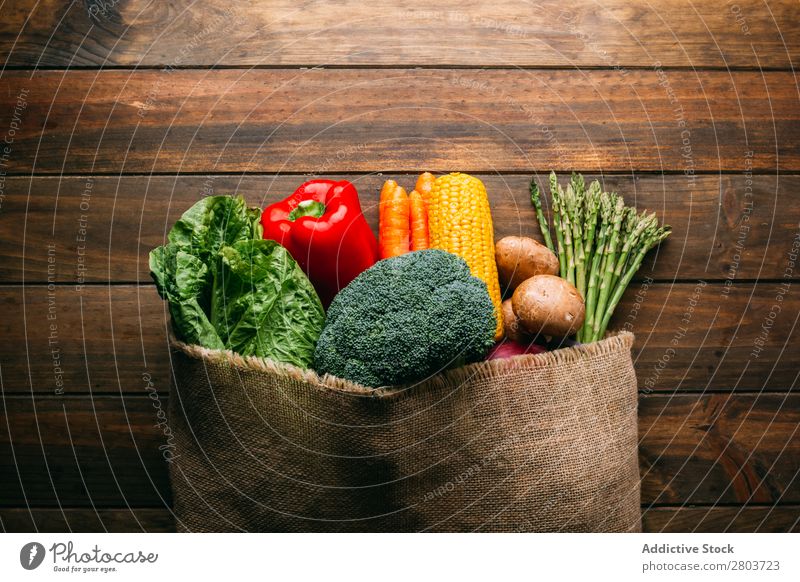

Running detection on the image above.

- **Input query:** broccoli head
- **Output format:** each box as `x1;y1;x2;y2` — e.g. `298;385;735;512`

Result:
313;249;496;387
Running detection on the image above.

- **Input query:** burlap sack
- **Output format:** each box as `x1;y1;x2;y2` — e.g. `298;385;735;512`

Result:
167;332;640;532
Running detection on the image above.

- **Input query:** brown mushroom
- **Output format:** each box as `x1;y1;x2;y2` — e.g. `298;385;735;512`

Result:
495;236;559;293
511;275;585;337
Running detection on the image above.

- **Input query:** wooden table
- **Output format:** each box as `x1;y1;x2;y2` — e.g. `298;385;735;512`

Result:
1;0;798;533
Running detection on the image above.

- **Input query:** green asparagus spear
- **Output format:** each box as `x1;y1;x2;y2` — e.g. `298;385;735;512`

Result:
608;209;652;295
582;180;601;268
557;180;576;285
550;174;567;278
568;179;587;298
591;196;626;341
596;226;671;338
529;180;555;253
582;193;612;340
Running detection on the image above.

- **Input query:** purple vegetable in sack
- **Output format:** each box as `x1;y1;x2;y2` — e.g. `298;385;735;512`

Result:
485;339;547;360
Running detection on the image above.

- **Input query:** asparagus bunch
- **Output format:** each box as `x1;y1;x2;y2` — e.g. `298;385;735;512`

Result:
530;172;671;343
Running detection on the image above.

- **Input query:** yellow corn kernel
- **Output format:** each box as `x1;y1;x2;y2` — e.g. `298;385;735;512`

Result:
427;173;503;340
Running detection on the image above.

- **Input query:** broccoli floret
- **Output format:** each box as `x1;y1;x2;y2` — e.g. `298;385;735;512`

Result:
314;249;496;387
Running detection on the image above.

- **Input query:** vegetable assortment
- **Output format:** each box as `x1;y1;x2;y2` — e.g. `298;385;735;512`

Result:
427;173;504;340
530;172;671;342
261;179;378;307
150;169;670;385
376;172;503;339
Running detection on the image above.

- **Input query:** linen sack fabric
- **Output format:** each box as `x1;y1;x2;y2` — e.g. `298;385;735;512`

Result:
168;332;640;532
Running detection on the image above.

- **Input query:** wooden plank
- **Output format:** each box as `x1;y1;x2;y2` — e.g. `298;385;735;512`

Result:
2;282;796;394
0;285;168;395
3;506;798;533
1;1;797;68
1;70;797;174
2;394;798;507
2;173;798;283
0;508;175;533
0;396;172;508
642;506;800;533
640;393;800;505
623;280;800;393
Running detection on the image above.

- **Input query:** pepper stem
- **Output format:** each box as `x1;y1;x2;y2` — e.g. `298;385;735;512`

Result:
288;199;326;221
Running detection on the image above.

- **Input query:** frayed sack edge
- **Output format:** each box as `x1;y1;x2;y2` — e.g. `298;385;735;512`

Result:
171;331;634;400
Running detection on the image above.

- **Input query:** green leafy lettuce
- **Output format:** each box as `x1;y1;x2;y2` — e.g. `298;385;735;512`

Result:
149;196;325;368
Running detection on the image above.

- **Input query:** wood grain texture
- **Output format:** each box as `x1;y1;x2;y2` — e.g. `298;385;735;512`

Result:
0;396;172;508
1;0;798;68
2;506;798;533
2;394;797;508
2;281;796;395
1;508;175;533
640;393;800;506
0;285;166;395
0;0;796;536
1;173;798;283
642;506;800;532
1;69;797;174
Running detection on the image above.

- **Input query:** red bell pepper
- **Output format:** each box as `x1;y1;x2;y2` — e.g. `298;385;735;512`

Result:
261;179;378;307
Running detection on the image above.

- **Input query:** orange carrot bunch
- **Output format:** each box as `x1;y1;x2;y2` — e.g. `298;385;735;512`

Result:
378;173;432;258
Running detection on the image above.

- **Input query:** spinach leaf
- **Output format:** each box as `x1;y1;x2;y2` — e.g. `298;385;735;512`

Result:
149;244;224;349
149;195;324;368
216;240;325;368
167;195;262;262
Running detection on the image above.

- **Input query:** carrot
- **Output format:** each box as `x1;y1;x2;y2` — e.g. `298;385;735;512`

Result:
409;190;429;251
379;181;410;259
379;179;397;229
414;172;436;203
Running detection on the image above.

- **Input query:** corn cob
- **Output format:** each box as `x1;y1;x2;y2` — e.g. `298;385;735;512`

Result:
427;172;503;340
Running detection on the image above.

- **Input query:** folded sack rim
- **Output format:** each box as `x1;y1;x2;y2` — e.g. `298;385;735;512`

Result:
170;331;634;401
